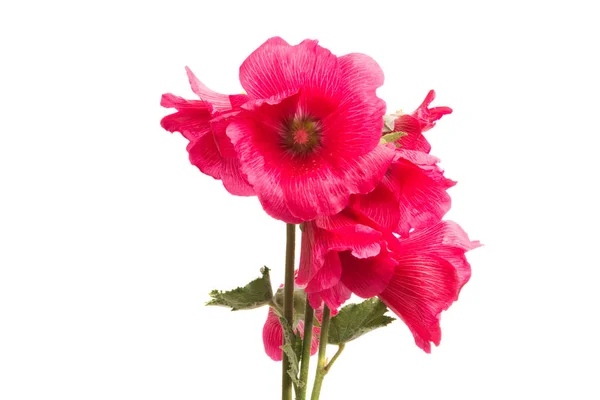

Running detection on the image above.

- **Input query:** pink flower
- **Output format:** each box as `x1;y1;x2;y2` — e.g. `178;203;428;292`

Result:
227;37;395;223
298;144;455;308
160;69;254;196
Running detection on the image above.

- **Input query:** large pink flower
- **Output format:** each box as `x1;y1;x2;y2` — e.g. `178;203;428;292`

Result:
227;37;395;223
160;69;254;196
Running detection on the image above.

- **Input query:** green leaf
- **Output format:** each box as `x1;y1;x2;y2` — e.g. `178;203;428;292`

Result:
380;131;408;145
327;298;395;345
279;317;303;388
206;267;273;311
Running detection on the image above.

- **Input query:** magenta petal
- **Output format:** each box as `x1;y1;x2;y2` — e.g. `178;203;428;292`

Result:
394;114;432;153
160;93;212;140
397;221;481;289
298;218;382;287
411;90;453;132
262;308;283;361
390;150;455;236
239;37;339;101
378;254;459;353
308;280;352;310
339;249;397;298
305;252;342;293
186;67;248;113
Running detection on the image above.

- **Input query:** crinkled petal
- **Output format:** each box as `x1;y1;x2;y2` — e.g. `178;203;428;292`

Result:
239;37;339;101
378;253;459;353
160;93;212;141
298;218;382;286
397;221;481;288
186;66;248;113
262;308;283;361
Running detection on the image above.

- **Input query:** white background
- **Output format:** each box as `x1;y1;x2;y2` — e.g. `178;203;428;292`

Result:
1;0;599;399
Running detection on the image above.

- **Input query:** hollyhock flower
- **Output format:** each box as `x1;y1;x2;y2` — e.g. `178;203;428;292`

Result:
160;69;254;196
226;37;395;223
299;142;455;308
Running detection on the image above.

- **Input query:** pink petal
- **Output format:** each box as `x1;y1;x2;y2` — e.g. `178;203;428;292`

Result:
239;37;339;101
394;114;431;153
396;221;481;289
390;150;455;236
411;90;452;132
298;218;382;287
296;320;320;357
339;248;397;298
186;66;248;113
308;279;352;310
262;308;283;361
378;253;459;353
159;93;212;140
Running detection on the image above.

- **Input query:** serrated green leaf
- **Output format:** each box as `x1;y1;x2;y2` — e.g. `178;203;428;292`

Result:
206;267;273;311
327;298;395;345
279;317;303;388
380;131;408;145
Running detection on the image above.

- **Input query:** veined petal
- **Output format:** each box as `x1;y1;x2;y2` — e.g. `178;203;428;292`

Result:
239;37;339;101
262;308;283;361
378;253;459;353
397;221;481;288
186;66;248;113
159;93;212;140
394;114;431;153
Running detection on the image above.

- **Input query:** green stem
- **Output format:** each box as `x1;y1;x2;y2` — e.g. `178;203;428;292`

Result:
296;298;314;400
310;306;331;400
282;223;296;400
324;343;345;373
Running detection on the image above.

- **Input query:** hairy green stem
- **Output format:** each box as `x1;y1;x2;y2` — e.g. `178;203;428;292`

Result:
296;298;315;400
310;306;331;400
282;223;296;400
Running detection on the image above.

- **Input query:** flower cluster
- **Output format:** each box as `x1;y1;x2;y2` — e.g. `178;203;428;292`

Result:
161;37;479;356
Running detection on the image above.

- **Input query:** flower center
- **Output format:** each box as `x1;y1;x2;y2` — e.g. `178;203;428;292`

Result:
282;116;322;154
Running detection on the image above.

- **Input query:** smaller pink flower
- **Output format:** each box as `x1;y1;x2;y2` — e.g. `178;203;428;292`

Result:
160;68;254;196
262;309;320;362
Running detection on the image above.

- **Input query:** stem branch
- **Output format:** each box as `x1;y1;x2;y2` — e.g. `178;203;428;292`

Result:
310;306;331;400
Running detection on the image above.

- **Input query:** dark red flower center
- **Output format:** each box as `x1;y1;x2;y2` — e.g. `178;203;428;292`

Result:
282;116;322;154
